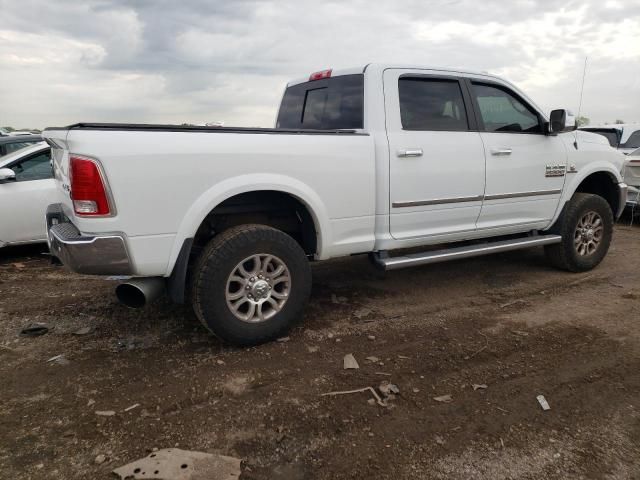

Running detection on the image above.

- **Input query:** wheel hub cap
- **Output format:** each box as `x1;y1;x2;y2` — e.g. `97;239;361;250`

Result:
251;280;270;299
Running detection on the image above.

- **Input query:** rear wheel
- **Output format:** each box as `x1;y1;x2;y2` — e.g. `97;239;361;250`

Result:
191;224;312;346
545;193;613;272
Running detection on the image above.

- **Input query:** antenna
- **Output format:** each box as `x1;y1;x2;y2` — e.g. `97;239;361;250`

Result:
577;56;588;121
574;56;588;149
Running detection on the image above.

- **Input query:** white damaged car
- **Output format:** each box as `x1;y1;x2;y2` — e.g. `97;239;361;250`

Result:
0;142;55;248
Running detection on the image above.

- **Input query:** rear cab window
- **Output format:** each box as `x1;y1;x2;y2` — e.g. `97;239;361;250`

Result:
276;74;364;130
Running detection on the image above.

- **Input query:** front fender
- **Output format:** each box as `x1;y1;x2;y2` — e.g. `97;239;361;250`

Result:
165;173;332;274
549;162;624;227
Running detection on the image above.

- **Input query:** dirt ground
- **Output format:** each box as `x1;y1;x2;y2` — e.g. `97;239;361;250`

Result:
1;222;639;480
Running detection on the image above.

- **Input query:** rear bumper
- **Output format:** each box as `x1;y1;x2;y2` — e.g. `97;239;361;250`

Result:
46;203;133;275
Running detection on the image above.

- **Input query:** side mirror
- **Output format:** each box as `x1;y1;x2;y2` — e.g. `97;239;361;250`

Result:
549;109;577;134
0;168;16;183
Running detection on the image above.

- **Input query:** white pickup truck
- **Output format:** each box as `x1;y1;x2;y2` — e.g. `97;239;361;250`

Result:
43;64;627;346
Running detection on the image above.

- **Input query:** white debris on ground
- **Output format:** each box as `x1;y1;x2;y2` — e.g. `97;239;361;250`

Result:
95;410;116;417
343;353;360;369
537;394;551;411
112;448;241;480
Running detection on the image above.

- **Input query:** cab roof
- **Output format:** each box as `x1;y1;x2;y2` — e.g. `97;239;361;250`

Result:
286;63;502;87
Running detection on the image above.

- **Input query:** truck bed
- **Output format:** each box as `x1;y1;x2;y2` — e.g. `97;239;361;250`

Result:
43;123;377;277
44;123;362;135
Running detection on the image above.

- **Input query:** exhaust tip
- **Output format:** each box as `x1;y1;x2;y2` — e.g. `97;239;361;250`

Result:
116;283;147;308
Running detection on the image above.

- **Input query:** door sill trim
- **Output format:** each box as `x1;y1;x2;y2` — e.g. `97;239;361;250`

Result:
372;234;561;270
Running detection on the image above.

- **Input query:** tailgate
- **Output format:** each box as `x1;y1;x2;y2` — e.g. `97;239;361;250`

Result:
42;128;73;217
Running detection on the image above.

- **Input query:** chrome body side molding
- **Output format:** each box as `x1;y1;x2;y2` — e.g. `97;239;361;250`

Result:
393;189;562;208
392;195;483;208
483;189;562;201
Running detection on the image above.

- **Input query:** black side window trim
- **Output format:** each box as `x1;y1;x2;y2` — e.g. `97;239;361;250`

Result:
398;73;478;132
465;79;545;135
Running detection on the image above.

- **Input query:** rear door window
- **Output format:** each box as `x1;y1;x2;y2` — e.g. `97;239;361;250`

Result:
398;78;469;131
277;74;364;129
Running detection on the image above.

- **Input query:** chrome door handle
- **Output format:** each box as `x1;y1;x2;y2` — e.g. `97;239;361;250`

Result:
491;148;512;156
397;148;423;157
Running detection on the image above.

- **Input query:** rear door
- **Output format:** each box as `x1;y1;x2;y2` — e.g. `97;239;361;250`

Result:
468;80;567;230
384;70;486;239
0;148;55;244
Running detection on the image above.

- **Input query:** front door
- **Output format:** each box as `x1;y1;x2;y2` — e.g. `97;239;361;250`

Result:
384;70;486;240
467;81;568;230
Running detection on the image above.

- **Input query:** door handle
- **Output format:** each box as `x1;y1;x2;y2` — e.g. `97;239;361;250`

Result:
491;148;512;156
397;148;423;157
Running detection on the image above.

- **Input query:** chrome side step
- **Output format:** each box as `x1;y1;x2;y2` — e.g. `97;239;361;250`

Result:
373;234;562;271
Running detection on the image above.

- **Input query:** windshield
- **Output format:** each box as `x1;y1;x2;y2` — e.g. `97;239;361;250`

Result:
0;142;48;166
621;130;640;150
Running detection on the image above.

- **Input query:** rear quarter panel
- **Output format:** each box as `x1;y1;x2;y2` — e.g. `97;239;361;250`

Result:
54;130;376;275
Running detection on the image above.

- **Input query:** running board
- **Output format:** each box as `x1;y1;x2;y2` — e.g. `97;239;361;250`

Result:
373;234;562;271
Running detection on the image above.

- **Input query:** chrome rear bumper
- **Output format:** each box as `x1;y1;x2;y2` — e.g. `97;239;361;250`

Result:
46;203;133;275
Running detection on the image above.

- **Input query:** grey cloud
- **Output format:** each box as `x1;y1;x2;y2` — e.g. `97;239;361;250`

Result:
0;0;638;128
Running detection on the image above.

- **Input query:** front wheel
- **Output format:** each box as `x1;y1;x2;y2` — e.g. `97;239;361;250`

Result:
545;193;613;272
191;224;312;346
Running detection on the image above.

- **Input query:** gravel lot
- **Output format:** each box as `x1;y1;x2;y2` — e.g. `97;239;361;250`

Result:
1;223;639;479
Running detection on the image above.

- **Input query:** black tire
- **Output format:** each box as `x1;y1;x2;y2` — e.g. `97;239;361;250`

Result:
191;224;312;346
545;193;613;272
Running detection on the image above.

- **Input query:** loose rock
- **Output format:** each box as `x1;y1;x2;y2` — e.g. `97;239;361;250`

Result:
73;326;94;336
433;394;453;403
379;381;400;397
354;308;372;319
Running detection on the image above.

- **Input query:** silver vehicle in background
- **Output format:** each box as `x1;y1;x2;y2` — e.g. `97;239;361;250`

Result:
624;147;640;213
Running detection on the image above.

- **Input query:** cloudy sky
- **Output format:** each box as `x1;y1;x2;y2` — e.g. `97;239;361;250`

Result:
1;0;639;129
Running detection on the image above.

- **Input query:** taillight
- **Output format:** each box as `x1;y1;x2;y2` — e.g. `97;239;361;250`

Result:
69;155;111;216
309;69;332;81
